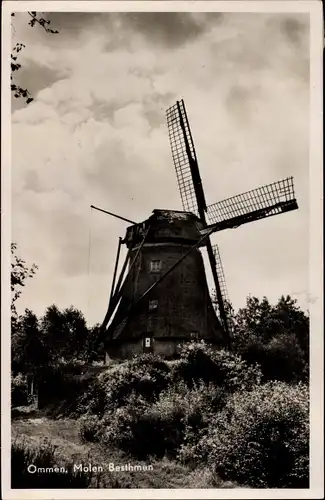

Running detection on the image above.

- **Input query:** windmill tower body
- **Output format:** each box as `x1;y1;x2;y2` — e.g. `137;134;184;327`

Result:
105;210;225;359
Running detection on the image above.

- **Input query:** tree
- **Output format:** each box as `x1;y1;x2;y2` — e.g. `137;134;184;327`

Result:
60;306;89;359
229;295;309;383
11;244;39;375
39;305;90;362
11;243;37;325
11;12;59;104
84;324;106;362
12;309;49;375
40;305;65;361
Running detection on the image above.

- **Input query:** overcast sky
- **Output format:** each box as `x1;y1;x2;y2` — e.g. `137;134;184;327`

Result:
11;10;310;325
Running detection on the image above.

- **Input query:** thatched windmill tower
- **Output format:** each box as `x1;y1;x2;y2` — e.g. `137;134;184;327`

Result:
93;100;298;360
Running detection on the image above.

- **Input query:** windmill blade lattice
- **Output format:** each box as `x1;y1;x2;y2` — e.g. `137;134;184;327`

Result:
207;177;297;228
166;100;207;217
211;244;234;334
212;244;229;308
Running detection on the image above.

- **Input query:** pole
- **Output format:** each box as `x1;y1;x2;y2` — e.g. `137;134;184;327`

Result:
90;205;136;225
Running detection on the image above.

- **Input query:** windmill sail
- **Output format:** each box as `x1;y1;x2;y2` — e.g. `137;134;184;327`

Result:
166;99;230;343
212;244;229;309
206;177;298;230
211;244;234;334
166;100;207;217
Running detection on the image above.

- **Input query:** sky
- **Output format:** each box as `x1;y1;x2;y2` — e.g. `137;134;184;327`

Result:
10;9;311;326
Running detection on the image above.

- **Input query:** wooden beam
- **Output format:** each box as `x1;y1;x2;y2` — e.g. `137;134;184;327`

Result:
100;249;131;332
96;225;151;345
91;204;136;225
108;237;122;309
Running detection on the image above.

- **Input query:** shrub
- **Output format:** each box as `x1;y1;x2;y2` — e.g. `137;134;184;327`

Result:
39;362;84;405
189;381;309;488
11;374;28;407
78;415;101;443
100;394;154;458
84;354;171;417
101;381;226;460
174;341;261;392
38;361;101;417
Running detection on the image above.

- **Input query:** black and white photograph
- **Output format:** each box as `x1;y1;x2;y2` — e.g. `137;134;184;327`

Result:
1;1;323;498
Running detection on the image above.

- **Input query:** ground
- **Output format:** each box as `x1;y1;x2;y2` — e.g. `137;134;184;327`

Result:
11;414;237;489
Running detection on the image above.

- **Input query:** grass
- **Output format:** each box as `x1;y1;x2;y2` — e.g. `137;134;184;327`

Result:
11;415;236;488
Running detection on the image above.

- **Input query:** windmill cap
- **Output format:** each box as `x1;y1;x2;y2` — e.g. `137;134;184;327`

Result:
123;209;205;248
152;209;201;221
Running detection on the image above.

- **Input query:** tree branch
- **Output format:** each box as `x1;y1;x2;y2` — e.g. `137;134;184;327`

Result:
27;11;59;34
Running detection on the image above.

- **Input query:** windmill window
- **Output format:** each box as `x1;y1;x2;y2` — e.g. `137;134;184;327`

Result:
145;337;151;348
149;300;158;311
150;260;162;272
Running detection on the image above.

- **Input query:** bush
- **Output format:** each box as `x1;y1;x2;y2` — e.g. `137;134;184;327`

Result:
78;415;101;443
188;381;309;488
38;361;100;416
84;354;171;417
101;381;226;460
11;374;28;408
11;438;92;488
174;341;261;392
100;394;158;458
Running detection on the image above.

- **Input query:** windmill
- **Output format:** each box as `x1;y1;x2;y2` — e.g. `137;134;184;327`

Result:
93;99;298;360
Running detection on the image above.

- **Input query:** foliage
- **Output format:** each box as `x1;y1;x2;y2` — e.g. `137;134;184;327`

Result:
12;305;101;377
233;295;309;348
173;340;262;391
40;305;89;362
11;373;29;407
12;418;230;489
81;323;106;362
37;360;98;415
78;415;101;443
11;438;92;488
11;12;59;104
229;295;309;383
26;11;59;33
9;248;310;488
184;381;309;488
100;381;226;460
241;332;308;383
11;243;37;321
12;309;50;375
82;354;171;417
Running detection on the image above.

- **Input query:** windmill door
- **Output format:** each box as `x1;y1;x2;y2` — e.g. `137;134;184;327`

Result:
143;335;153;354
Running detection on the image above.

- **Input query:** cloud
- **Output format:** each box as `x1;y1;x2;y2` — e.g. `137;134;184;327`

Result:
117;12;224;48
11;12;310;324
